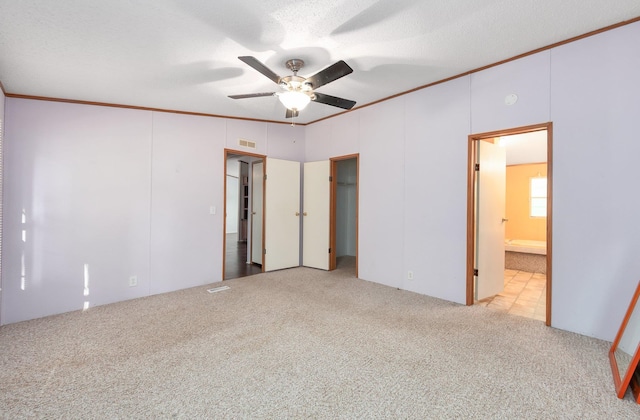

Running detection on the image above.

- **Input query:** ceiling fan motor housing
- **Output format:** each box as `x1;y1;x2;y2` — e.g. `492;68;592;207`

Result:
285;58;305;74
280;75;312;92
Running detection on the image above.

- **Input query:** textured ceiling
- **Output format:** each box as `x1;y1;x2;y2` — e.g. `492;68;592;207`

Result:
1;0;639;124
502;131;547;165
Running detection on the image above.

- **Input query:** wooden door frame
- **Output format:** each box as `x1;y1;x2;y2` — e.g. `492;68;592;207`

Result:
223;149;266;280
329;153;359;277
466;123;553;326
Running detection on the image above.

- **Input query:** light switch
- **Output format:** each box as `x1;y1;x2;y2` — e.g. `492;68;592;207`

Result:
210;206;216;215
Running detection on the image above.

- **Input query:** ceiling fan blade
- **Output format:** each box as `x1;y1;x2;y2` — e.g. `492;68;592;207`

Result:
238;56;281;84
305;60;353;89
312;92;356;110
285;109;299;119
228;92;276;99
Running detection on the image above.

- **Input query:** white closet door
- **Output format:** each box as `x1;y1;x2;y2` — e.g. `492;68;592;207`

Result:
264;158;300;271
251;161;264;265
476;140;506;300
303;160;330;270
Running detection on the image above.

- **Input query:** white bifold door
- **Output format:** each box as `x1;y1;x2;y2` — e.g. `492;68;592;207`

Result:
302;160;331;270
264;158;301;272
475;140;506;300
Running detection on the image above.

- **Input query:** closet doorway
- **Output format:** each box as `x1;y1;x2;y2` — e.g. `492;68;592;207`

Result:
301;154;359;275
466;123;552;325
330;154;359;275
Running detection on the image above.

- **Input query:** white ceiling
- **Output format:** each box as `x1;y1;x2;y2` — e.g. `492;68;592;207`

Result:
1;1;639;124
501;131;547;165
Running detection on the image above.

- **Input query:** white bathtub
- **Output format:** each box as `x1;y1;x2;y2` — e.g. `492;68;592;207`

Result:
505;239;546;255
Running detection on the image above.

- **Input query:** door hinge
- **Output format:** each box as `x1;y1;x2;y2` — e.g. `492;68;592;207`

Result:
474;163;480;171
328;248;331;254
264;174;267;180
263;249;267;255
329;176;333;182
473;268;478;276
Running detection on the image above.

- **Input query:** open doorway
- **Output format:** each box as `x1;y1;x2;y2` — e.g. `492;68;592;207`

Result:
330;154;359;275
224;150;265;280
301;154;359;275
466;123;552;326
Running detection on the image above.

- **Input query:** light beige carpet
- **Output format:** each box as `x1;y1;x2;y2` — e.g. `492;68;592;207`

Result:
1;264;638;419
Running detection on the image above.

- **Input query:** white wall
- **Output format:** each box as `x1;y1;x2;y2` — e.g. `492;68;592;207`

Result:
549;22;640;339
304;21;640;341
149;112;226;296
402;77;470;302
305;112;360;162
3;100;153;322
265;123;305;161
470;51;551;133
1;101;305;324
358;97;407;289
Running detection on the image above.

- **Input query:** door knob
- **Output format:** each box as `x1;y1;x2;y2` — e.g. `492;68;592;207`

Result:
502;218;509;222
303;212;308;216
252;211;256;215
295;212;300;216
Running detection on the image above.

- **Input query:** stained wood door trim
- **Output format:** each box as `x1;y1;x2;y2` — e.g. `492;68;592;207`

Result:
466;123;553;326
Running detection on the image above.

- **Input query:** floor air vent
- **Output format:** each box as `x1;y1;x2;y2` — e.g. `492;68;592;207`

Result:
207;285;230;294
238;138;256;149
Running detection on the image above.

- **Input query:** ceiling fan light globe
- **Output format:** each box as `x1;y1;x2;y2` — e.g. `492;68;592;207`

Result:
279;91;311;111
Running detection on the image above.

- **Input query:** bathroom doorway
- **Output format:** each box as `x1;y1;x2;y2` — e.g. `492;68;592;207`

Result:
466;123;552;326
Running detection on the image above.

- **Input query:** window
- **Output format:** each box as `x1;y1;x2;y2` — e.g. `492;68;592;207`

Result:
530;177;547;217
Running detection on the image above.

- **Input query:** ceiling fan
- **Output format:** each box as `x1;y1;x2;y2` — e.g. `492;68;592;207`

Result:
228;56;356;118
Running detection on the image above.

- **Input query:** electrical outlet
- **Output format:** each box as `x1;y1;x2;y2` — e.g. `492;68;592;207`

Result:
129;275;138;287
407;271;414;280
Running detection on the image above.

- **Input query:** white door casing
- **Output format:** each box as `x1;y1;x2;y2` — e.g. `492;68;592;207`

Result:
303;160;330;270
476;140;506;300
251;161;264;265
264;158;300;271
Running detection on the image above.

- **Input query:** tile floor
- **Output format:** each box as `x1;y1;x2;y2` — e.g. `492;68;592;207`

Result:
476;269;546;322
